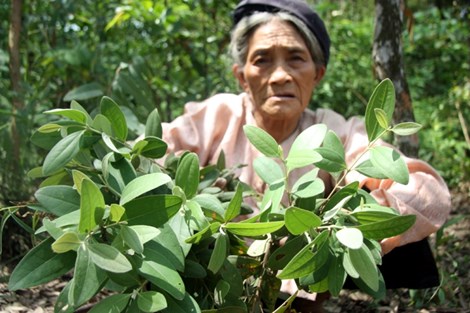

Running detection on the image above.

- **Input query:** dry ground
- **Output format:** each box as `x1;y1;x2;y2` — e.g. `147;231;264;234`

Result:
1;183;469;313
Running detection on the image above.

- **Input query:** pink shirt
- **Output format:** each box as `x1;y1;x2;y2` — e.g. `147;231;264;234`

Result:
162;92;451;254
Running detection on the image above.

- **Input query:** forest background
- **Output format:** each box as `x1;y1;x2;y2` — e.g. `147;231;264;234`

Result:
0;0;469;311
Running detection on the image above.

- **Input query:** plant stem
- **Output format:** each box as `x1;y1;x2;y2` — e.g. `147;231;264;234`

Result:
250;235;274;312
319;127;391;214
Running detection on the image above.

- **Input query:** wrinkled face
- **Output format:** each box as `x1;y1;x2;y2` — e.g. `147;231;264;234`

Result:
234;19;325;122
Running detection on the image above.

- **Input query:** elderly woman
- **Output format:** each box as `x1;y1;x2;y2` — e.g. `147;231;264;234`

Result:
161;0;451;311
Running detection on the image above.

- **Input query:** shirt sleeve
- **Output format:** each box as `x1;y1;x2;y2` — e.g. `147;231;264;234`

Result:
320;110;451;254
161;93;244;166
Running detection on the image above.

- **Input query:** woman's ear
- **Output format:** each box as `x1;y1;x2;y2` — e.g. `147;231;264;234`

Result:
232;64;247;90
314;65;326;85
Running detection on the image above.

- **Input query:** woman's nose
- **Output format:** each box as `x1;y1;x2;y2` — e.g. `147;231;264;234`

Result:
269;63;291;84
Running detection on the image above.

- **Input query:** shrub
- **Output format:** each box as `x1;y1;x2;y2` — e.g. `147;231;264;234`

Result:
5;79;420;312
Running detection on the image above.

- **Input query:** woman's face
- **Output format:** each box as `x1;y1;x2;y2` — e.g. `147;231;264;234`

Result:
234;19;325;122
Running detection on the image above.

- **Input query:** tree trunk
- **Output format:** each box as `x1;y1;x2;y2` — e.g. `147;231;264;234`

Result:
7;0;23;200
9;0;22;106
373;0;419;157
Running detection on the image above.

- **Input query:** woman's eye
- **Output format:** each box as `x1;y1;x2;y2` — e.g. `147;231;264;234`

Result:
253;57;268;65
291;55;305;62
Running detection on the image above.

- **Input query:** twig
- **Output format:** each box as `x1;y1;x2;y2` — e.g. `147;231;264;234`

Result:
455;101;470;149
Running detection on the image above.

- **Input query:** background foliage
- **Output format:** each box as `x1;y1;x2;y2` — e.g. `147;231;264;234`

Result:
0;0;468;203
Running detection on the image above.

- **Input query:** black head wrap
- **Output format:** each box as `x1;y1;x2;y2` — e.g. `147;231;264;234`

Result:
233;0;330;66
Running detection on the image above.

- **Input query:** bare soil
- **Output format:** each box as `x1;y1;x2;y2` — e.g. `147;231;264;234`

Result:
1;183;469;313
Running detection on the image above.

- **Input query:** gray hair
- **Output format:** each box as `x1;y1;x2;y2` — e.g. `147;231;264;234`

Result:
230;11;326;69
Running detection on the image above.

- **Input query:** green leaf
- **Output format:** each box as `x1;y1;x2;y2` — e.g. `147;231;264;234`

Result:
323;130;345;155
102;153;137;194
365;78;395;142
224;221;284;237
214;279;231;306
186;199;209;230
31;126;64;150
9;238;76;290
193;194;225;221
224;183;243;222
208;233;228;274
63;82;104;101
70;100;93;124
327;254;347;296
364;238;383;265
268;235;307;270
247;238;269;257
253;156;284;185
336;228;363;250
88;243;132;273
314;147;346;173
323;195;352;222
277;231;328;279
323;182;359;213
285;207;322;235
124;195;182;227
44;108;87;124
78;179;105;234
348;245;379;291
355;159;389;179
120;173;172;205
291;124;327;151
42;218;64;240
102;132;129;154
146;227;185;272
162;292;201;313
291;169;325;199
342;249;360;278
175;152;200;199
220;261;245;299
392;122;422;136
184;259;207;279
307;276;329;294
139;259;185;300
54;281;73;313
37;123;62;133
351;272;386;300
260;179;285;212
351;208;400;224
133;136;168;158
51;232;81;253
314;130;346;172
227;255;261;280
109;203;126;222
88;294;131;313
35;210;80;234
286;149;322;172
374;108;390;129
121;225;144;254
100;96;128;141
42;130;85;175
138;291;167;312
92;114;114;137
130;225;161;244
276;241;315;279
243;125;280;158
356;214;416;240
71;169;89;194
69;245;107;307
370;146;409;184
185;222;221;244
34;186;80;216
145;109;163;138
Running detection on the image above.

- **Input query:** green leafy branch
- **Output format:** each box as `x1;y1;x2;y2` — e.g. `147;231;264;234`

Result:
4;79;422;312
